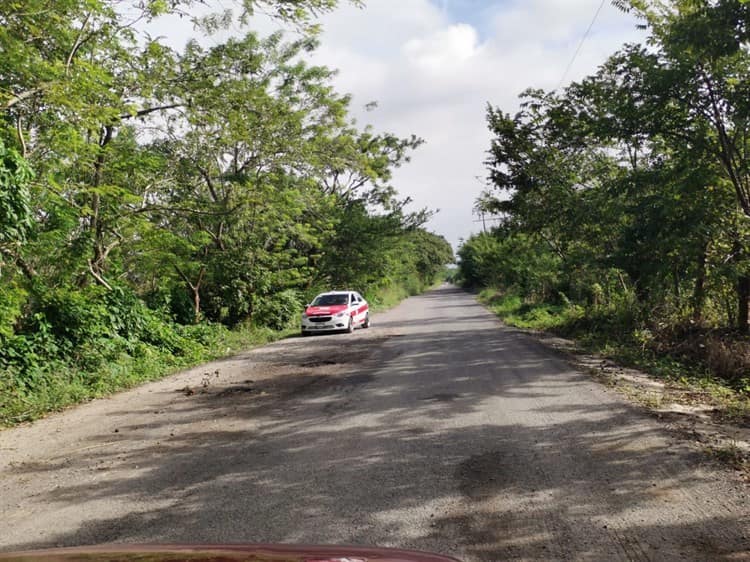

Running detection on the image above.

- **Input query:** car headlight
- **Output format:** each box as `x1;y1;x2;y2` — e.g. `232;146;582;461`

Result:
301;313;308;319
335;312;347;318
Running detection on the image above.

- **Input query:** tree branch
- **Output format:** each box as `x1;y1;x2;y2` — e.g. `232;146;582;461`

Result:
126;203;244;217
15;115;27;158
87;259;113;290
120;103;183;121
197;165;220;203
0;246;37;281
3;88;42;112
66;12;92;74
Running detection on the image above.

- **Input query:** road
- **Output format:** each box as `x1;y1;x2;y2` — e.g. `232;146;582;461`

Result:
1;285;748;560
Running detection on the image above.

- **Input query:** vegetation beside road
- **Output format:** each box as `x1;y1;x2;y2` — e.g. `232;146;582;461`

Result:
475;288;749;423
0;0;453;427
0;264;445;428
458;1;750;419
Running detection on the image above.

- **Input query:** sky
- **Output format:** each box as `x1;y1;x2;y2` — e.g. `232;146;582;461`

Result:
147;0;647;249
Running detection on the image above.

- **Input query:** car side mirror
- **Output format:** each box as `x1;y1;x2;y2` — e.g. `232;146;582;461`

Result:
304;303;310;308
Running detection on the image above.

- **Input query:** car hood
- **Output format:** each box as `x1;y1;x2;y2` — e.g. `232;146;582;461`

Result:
305;305;348;316
0;544;461;562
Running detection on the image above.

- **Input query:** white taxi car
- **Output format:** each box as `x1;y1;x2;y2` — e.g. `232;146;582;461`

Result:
301;291;370;336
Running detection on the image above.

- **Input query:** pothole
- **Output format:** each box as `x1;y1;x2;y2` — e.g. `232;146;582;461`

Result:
302;360;338;368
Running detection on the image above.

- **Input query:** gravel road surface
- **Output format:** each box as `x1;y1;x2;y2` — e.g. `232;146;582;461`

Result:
1;285;748;560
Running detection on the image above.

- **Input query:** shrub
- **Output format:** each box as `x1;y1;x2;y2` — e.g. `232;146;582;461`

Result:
253;289;302;330
0;285;27;339
700;337;750;387
36;286;112;345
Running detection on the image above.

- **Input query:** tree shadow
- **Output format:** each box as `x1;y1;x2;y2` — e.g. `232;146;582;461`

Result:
3;288;748;560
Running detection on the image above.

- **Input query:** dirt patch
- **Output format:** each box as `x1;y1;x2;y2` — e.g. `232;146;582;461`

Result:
455;451;507;501
214;385;257;397
168;335;394;407
196;373;337;403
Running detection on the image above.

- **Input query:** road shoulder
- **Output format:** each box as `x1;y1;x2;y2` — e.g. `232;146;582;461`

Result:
506;325;750;481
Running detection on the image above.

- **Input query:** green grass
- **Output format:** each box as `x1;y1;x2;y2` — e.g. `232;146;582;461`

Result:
477;287;750;421
368;275;442;312
0;324;294;428
705;442;749;472
479;289;687;377
478;288;585;330
369;284;413;312
1;279;435;429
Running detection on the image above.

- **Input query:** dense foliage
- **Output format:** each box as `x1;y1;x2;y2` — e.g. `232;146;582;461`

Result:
460;0;750;390
0;0;452;425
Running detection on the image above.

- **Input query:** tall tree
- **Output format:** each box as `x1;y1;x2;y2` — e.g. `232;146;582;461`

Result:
612;0;750;330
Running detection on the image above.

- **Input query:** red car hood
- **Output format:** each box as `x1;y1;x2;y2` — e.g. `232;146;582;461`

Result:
306;305;348;316
0;544;461;562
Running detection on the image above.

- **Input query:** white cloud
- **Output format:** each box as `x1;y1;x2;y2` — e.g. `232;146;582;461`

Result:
306;0;646;248
146;0;646;249
403;24;482;72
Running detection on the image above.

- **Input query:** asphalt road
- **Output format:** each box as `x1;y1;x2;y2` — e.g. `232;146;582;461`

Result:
1;285;748;560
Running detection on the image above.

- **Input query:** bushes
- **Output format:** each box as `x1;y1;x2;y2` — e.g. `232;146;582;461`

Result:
0;285;27;339
0;285;202;419
35;286;110;345
0;138;32;246
479;289;584;331
10;286;190;359
477;285;750;395
458;231;561;300
253;289;302;330
0;218;452;427
0;300;289;427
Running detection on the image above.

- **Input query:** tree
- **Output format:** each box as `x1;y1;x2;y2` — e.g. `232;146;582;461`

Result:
0;0;460;422
480;59;738;324
0;139;32;277
612;0;750;330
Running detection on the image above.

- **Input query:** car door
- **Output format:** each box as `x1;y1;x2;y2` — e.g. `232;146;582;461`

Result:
355;292;368;319
352;293;367;325
348;293;361;324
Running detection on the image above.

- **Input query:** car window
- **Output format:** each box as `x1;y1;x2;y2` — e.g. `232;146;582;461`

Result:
312;294;349;306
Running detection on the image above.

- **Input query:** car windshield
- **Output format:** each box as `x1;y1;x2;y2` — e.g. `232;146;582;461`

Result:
312;294;349;306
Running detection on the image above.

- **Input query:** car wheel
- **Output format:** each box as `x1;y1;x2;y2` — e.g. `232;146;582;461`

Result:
346;316;354;333
363;313;370;328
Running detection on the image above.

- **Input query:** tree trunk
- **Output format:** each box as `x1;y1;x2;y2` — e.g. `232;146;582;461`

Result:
85;124;114;288
691;242;707;324
175;265;205;324
192;286;201;324
731;232;749;334
738;274;750;334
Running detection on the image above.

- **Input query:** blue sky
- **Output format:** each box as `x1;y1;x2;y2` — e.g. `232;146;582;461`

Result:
437;0;500;32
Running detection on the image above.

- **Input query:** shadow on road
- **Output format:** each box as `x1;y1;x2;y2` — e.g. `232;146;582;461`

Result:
5;286;748;560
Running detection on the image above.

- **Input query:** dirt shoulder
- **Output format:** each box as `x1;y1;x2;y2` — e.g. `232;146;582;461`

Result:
524;330;750;480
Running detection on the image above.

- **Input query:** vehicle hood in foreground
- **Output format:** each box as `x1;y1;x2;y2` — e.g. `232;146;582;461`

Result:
0;544;462;562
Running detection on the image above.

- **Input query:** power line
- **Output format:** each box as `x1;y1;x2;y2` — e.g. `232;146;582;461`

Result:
556;0;607;90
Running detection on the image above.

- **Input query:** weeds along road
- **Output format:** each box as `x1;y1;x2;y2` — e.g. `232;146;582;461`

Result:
1;285;748;561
